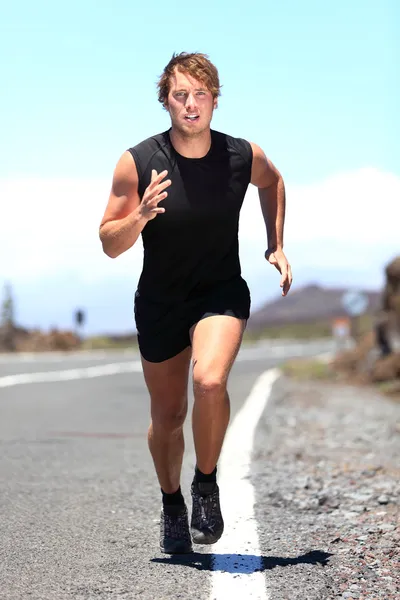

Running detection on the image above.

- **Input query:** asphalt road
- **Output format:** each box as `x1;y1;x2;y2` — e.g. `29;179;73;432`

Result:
0;341;334;600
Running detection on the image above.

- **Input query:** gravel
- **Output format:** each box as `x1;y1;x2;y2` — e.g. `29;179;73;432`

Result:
252;376;400;600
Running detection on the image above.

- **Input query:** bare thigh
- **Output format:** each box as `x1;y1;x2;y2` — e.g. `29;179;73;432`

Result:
190;315;246;386
141;347;192;424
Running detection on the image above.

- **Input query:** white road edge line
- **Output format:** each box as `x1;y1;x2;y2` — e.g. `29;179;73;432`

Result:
0;361;143;388
210;367;281;600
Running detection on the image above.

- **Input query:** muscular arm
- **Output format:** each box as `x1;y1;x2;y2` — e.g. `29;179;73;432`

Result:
249;142;292;296
99;152;147;258
249;142;285;252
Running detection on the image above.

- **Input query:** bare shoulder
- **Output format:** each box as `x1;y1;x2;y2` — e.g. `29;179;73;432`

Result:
112;151;138;191
100;151;140;227
249;141;280;188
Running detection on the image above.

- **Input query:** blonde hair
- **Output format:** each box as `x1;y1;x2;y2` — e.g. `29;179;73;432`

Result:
157;52;222;107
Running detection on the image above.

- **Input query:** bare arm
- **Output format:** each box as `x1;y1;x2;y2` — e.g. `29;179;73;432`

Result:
99;152;170;258
250;142;293;296
250;142;285;252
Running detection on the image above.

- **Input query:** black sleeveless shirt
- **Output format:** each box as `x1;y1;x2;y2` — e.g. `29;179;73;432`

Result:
128;129;253;303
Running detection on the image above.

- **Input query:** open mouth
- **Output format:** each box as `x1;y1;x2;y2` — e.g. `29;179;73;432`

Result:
184;114;200;122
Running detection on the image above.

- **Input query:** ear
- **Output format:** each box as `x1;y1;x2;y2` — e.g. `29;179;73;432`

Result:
213;97;218;110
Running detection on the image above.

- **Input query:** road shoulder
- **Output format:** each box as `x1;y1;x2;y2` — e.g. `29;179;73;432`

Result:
252;375;400;600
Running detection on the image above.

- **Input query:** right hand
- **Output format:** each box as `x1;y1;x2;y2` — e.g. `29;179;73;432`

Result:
139;169;171;221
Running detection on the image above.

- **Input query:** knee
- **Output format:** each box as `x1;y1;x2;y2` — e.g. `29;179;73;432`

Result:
193;370;226;397
151;401;187;433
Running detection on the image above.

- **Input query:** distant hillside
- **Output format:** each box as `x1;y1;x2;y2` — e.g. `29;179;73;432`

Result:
247;284;382;331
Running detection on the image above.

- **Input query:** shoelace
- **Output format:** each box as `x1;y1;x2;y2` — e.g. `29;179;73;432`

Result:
164;513;190;540
197;492;218;528
198;496;208;525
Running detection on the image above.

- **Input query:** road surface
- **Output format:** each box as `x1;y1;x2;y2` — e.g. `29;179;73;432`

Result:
1;340;398;599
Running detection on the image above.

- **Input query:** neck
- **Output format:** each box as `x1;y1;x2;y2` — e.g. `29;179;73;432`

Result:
169;126;212;158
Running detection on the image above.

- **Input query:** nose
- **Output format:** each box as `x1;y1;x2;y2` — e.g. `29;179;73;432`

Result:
185;92;196;109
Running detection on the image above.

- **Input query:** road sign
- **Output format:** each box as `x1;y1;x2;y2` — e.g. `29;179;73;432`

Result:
341;290;369;316
74;309;85;328
332;316;351;339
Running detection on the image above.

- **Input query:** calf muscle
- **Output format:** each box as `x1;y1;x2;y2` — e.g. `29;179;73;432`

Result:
141;348;192;493
191;315;245;473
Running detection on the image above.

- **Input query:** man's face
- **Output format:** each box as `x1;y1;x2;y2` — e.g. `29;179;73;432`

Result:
165;68;217;136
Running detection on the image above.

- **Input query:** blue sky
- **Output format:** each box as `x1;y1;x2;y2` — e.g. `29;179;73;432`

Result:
2;0;399;181
1;0;399;333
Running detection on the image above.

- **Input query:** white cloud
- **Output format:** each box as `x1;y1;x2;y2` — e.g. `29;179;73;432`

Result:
1;167;399;288
0;177;144;284
241;166;400;252
239;167;399;294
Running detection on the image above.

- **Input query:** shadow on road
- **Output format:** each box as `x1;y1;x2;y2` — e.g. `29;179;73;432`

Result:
151;550;333;573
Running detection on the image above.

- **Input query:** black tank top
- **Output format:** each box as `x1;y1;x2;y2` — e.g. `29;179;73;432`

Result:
128;129;253;303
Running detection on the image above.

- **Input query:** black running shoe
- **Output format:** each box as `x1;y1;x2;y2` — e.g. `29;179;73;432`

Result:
159;505;193;554
190;481;224;545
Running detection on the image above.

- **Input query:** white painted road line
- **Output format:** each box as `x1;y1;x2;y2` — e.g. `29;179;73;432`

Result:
0;346;280;389
0;361;143;388
210;368;280;600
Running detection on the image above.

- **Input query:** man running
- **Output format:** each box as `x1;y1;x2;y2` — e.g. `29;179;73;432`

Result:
99;52;292;554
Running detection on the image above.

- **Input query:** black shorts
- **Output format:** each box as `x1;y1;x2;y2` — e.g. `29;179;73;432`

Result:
134;276;251;363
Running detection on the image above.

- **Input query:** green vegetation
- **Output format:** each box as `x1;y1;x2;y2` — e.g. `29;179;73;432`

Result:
244;321;332;340
81;336;139;351
244;314;374;341
81;315;375;351
280;357;335;381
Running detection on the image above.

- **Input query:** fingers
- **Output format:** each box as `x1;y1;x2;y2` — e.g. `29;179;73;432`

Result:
280;265;288;292
150;169;169;188
156;179;172;195
281;265;293;296
151;193;168;209
281;277;289;296
148;170;171;200
267;251;293;297
141;170;171;220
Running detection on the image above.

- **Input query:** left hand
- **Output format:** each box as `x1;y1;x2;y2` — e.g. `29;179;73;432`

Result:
265;248;293;296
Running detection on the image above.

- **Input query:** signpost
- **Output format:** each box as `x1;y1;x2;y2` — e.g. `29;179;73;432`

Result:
341;291;369;317
74;309;86;342
332;316;351;338
331;316;351;351
340;290;369;342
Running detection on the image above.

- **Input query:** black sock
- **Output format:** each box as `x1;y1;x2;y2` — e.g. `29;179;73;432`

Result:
194;465;217;484
161;486;185;513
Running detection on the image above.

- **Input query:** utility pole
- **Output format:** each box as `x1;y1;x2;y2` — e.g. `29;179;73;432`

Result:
74;308;86;344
